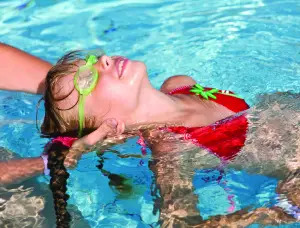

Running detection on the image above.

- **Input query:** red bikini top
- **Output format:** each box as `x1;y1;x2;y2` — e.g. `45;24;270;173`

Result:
168;84;249;113
167;84;250;160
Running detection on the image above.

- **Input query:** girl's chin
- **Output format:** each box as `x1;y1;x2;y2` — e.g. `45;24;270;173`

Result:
131;61;147;74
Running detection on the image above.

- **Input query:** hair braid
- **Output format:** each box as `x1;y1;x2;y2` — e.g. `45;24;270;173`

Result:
47;142;71;228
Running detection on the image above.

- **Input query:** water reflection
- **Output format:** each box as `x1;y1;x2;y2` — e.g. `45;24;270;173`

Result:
150;92;300;226
0;147;90;228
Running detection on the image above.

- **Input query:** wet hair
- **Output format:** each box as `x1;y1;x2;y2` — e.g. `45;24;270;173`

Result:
41;51;96;138
40;51;96;228
47;141;71;228
40;51;130;227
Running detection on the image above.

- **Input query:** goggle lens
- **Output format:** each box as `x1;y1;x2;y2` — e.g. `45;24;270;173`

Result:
74;65;98;94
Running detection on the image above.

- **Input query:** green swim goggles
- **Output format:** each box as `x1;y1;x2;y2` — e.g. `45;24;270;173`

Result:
74;54;99;137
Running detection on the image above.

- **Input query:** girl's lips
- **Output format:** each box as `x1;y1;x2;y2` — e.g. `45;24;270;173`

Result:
120;59;128;78
115;57;128;78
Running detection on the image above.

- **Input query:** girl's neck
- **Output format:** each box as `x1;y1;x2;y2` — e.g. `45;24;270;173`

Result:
124;83;236;131
125;85;187;129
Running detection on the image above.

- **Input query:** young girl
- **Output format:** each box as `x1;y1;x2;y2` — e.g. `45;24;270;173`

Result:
41;51;300;227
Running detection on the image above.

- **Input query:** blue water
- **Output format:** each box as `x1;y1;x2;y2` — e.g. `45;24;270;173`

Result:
0;0;299;227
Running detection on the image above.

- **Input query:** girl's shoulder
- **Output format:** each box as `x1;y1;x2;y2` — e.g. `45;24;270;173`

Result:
160;75;196;93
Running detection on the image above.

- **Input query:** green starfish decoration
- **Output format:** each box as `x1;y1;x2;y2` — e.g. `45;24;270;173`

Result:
190;84;219;100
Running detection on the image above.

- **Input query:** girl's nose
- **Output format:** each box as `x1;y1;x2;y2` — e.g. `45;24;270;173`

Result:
98;55;112;71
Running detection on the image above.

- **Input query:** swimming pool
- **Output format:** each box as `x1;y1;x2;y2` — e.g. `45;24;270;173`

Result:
0;0;299;227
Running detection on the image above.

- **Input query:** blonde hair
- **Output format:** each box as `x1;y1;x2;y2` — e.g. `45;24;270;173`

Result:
40;51;96;138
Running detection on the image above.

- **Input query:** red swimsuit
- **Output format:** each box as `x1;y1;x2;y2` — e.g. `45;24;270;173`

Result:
167;85;250;160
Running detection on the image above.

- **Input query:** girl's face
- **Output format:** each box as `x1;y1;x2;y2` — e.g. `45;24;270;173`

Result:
56;55;150;125
90;55;149;120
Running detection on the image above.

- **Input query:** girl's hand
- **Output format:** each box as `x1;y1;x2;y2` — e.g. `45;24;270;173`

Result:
64;118;125;168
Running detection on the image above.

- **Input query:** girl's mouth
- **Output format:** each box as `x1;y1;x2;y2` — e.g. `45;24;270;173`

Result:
116;57;128;78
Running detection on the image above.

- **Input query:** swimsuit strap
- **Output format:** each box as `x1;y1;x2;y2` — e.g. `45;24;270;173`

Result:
168;84;249;113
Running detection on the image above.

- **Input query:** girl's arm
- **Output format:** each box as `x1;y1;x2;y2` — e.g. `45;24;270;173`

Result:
0;43;52;94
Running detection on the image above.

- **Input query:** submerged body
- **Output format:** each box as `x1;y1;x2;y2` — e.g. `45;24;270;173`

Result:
148;90;300;227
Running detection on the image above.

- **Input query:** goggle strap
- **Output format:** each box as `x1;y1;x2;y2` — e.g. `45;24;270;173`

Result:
78;95;86;137
85;55;98;66
75;54;98;137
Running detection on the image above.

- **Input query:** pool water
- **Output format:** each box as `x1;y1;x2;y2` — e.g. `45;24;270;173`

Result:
0;0;299;227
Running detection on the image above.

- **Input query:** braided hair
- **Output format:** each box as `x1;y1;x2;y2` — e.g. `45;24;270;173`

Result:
47;141;71;228
39;51;97;228
39;51;127;226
